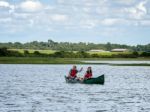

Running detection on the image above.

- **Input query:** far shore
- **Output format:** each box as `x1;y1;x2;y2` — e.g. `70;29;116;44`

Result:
0;57;150;66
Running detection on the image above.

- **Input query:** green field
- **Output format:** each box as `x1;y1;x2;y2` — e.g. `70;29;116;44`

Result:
87;51;133;56
8;49;56;54
9;49;132;55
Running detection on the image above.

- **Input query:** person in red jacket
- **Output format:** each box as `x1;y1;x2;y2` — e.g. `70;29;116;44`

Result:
68;65;83;79
84;66;92;80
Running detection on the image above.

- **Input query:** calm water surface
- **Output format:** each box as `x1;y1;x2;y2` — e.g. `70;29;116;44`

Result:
0;63;150;112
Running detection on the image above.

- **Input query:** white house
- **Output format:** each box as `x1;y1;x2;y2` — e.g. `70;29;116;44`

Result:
111;49;128;52
89;49;107;52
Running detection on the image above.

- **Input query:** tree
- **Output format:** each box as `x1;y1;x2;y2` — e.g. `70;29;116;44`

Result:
106;42;112;51
14;42;22;48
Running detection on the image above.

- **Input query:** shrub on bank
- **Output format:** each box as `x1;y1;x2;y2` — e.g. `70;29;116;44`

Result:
0;47;23;57
140;52;150;57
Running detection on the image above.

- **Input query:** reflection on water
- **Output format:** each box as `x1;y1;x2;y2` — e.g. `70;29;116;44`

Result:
0;64;150;112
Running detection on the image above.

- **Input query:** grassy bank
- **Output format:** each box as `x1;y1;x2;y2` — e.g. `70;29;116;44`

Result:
0;57;150;66
0;57;83;64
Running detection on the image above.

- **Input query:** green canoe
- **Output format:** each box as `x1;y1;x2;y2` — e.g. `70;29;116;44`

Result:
65;75;104;85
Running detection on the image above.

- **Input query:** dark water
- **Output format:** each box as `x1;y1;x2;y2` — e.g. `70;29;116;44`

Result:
0;64;150;112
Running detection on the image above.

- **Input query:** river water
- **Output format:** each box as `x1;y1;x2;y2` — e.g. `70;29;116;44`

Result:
0;64;150;112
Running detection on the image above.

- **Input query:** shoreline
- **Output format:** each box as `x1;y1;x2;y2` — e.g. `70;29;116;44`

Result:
0;57;150;66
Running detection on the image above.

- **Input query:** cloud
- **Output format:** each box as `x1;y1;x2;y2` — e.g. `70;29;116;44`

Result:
0;1;15;13
50;14;68;22
19;1;43;12
140;20;150;26
101;18;119;26
0;1;10;8
114;0;136;5
100;18;131;26
124;1;147;19
0;0;150;39
0;18;11;23
83;7;91;13
80;19;98;29
100;27;124;37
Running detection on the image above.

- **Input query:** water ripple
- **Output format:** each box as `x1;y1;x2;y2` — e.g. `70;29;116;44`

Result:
0;64;150;112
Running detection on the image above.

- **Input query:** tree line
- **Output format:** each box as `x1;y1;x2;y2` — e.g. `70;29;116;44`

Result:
0;39;150;51
0;47;150;58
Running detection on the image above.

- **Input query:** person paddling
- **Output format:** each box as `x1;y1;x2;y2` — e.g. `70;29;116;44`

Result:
68;65;83;79
84;66;92;80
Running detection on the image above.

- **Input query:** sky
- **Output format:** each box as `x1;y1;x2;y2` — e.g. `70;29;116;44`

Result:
0;0;150;45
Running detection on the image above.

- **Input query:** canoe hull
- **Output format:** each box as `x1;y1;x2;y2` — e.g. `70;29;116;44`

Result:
65;76;81;83
65;75;104;85
83;75;104;84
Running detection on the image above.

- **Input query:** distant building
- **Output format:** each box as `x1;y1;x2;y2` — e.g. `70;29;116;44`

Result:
111;49;128;52
89;49;107;52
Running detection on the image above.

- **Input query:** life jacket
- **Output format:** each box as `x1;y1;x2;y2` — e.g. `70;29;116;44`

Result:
84;71;92;79
70;69;77;78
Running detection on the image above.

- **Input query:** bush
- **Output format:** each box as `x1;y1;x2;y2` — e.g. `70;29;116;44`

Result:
112;53;137;58
0;47;23;57
24;50;29;54
0;47;8;56
53;51;65;58
140;52;150;57
24;50;29;56
132;51;139;57
34;51;40;55
91;54;100;58
76;51;91;58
